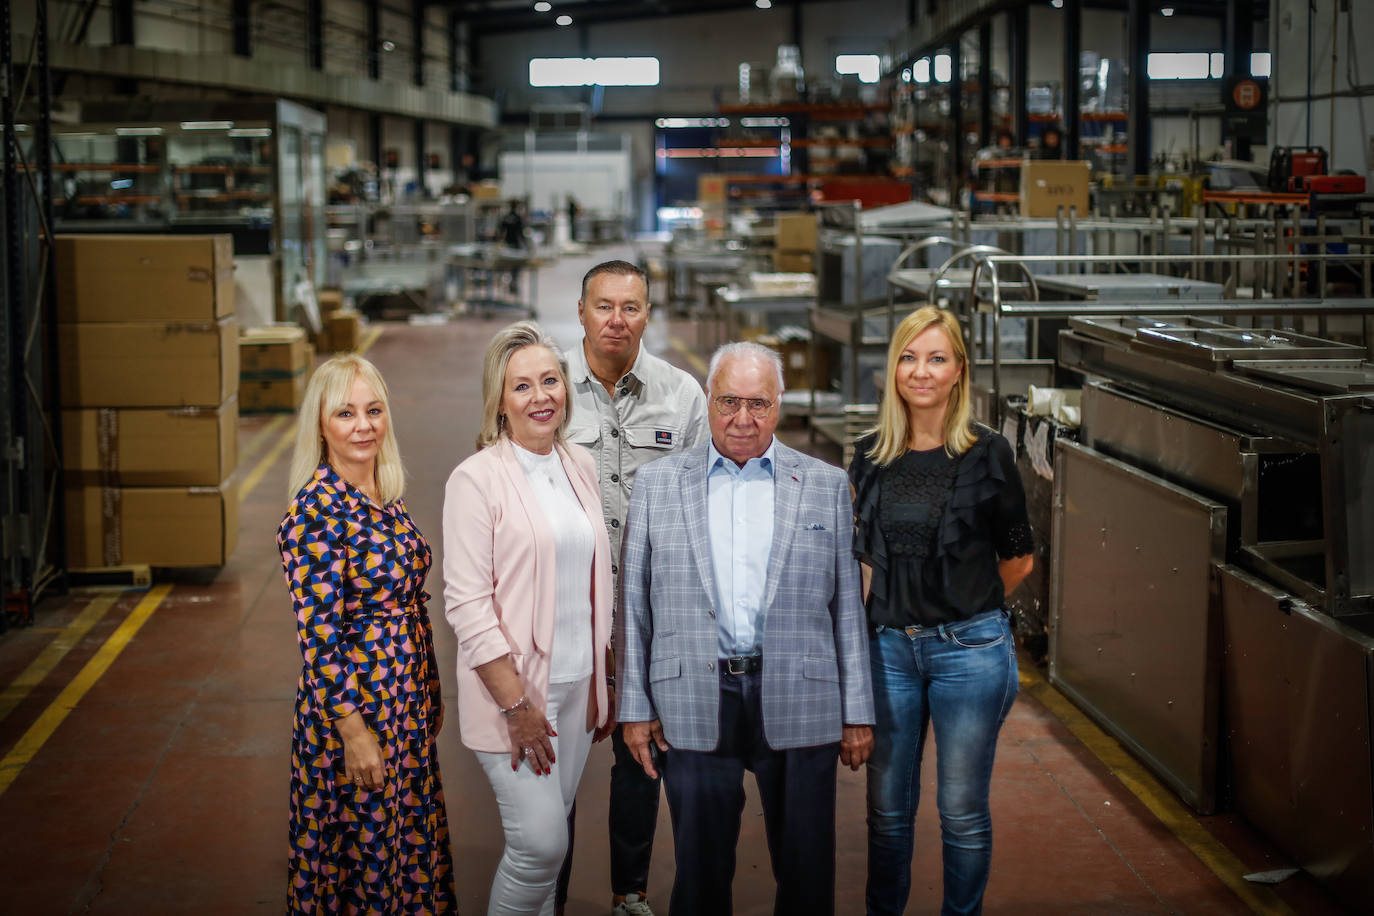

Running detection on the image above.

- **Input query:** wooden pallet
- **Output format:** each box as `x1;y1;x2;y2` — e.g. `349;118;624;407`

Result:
68;564;153;590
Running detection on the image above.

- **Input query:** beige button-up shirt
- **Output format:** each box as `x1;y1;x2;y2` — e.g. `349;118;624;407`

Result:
565;341;709;574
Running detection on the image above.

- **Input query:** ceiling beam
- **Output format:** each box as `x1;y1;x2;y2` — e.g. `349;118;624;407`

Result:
451;0;834;36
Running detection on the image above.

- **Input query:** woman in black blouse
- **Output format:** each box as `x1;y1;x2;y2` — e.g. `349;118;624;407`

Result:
849;305;1034;916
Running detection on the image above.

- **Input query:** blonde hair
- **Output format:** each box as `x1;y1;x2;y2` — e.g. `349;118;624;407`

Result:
476;320;573;450
867;305;975;465
286;354;406;505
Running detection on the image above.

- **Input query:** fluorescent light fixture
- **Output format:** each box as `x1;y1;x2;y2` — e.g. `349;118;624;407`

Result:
656;117;715;128
530;57;660;86
913;58;931;83
1147;52;1212;79
180;121;234;130
756;0;772;7
1210;52;1225;78
110;178;135;190
1250;51;1271;78
740;117;789;127
1051;0;1063;7
934;53;952;83
228;127;273;138
1161;7;1175;15
56;132;98;139
835;54;881;84
534;1;551;9
555;14;572;25
115;126;163;136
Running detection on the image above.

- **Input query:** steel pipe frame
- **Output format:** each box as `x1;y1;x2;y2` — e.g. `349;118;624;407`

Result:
963;250;1374;421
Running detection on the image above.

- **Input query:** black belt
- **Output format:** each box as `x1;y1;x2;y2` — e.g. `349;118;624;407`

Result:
722;655;762;675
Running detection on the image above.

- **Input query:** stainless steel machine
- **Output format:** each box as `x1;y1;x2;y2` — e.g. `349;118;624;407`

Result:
1049;314;1374;910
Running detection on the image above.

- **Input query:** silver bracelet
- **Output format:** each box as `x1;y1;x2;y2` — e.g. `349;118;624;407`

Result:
498;694;529;718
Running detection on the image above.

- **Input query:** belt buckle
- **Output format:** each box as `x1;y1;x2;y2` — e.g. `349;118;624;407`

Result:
725;655;758;675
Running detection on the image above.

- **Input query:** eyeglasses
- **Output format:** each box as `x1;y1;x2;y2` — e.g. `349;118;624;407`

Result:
711;395;775;417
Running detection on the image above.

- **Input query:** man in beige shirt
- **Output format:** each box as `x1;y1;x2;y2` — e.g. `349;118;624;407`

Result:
557;259;707;916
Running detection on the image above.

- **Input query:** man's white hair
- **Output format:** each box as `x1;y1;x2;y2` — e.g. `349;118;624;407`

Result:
706;341;785;395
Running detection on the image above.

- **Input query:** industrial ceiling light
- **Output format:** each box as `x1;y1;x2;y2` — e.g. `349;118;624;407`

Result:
756;0;773;8
534;2;551;10
1050;0;1063;7
556;14;572;25
180;121;234;130
381;39;396;51
1161;7;1175;15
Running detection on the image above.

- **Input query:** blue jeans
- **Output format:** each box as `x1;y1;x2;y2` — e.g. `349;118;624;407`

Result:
865;610;1019;916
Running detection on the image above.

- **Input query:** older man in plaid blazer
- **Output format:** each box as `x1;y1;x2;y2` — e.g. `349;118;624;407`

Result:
617;341;875;916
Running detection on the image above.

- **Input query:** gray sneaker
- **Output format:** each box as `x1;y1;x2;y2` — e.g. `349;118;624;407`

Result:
611;893;655;916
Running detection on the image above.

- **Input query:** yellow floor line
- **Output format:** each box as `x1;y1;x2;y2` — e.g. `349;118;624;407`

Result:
358;325;382;355
1018;665;1293;916
238;424;296;504
0;585;173;798
668;336;709;376
0;594;119;725
239;414;288;462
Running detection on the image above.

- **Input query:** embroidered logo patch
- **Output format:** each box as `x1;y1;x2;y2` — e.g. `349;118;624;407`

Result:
655;430;673;446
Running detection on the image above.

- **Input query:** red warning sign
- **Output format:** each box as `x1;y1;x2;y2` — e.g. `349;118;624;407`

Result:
1232;80;1262;110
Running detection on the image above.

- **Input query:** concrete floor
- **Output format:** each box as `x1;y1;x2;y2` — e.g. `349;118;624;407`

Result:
0;247;1351;914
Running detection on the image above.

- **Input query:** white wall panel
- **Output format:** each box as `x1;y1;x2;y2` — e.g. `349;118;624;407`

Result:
1271;0;1374;179
499;150;632;215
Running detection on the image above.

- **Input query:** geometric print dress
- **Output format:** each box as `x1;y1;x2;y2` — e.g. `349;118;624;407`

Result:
278;464;458;915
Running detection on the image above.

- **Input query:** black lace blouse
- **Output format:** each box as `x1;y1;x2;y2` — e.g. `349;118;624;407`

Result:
848;426;1034;628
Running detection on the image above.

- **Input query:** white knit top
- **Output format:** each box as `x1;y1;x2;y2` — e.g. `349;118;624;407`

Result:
513;443;595;684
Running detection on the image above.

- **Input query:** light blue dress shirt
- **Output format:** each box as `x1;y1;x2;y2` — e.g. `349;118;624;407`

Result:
706;439;776;658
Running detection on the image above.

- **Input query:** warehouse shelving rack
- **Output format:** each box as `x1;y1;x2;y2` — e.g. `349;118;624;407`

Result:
2;0;64;627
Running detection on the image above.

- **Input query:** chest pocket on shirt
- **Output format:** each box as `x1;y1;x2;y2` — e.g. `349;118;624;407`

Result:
567;421;601;450
624;424;682;478
624;424;681;452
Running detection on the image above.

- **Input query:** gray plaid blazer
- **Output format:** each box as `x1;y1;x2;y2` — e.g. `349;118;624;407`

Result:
616;440;875;752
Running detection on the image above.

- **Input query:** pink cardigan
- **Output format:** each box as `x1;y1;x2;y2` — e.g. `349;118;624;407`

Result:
442;437;613;752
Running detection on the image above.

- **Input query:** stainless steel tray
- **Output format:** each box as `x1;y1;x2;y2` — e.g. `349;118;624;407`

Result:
1231;359;1374;394
1067;315;1230;346
1131;327;1367;367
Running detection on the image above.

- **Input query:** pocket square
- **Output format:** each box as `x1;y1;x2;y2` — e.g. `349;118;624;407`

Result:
802;522;828;531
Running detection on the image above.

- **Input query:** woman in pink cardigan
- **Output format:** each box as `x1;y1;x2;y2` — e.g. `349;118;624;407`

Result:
442;320;614;916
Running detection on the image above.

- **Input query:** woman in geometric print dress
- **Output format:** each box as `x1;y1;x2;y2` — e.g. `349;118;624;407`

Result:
278;353;458;914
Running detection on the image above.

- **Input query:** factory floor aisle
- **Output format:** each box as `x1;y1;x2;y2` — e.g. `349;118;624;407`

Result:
0;248;1350;915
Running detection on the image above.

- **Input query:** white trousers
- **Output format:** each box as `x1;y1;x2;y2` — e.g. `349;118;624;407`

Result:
476;676;594;916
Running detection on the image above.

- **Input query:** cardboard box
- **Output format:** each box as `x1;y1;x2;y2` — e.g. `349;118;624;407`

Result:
66;478;240;568
759;335;832;391
470;181;502;201
698;175;728;202
240;325;310;376
59;317;238;408
240;373;307;413
62;400;238;487
1019;160;1091;218
316;289;344;317
321;312;361;353
772;250;815;273
775;212;818;252
56;234;235;323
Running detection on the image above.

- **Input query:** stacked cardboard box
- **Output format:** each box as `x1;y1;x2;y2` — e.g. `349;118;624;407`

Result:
57;234;240;568
1019;160;1091;218
773;212;817;273
318;311;362;353
698;175;728;238
240;326;314;413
